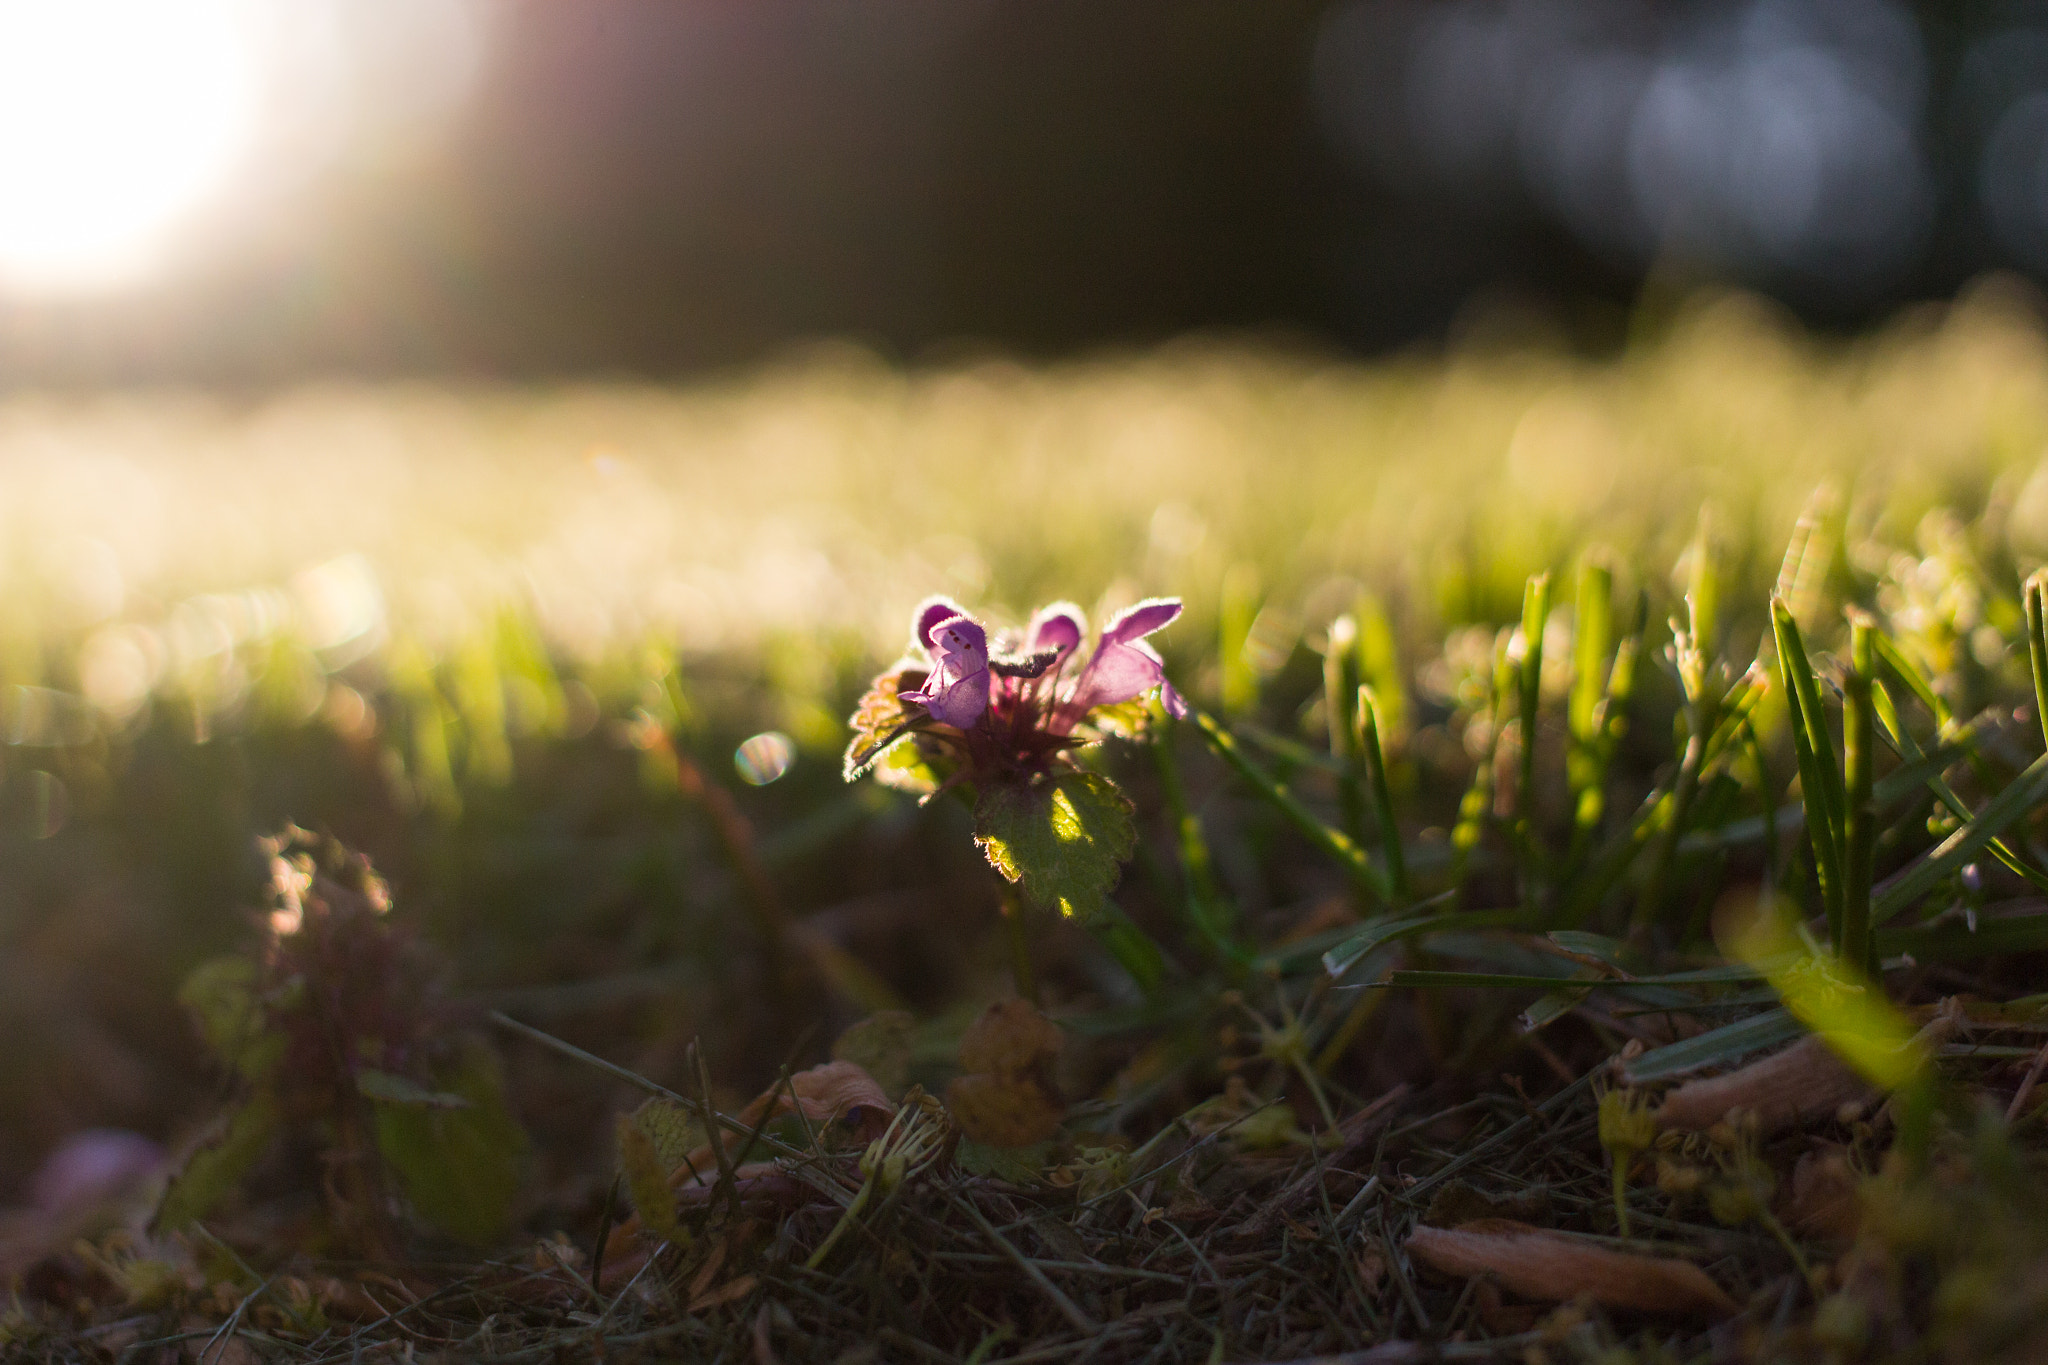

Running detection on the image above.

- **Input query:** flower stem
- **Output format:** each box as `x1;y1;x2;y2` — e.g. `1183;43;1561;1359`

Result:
1002;888;1038;1005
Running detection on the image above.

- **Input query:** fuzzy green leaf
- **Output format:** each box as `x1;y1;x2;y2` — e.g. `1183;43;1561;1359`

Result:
974;771;1136;922
371;1044;528;1246
843;664;934;785
177;956;283;1081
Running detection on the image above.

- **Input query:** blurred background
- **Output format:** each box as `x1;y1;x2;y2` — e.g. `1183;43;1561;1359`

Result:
7;0;2048;382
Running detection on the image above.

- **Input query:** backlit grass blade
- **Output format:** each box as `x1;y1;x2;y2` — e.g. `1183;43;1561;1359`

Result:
1515;572;1551;865
1569;559;1612;750
1771;598;1844;940
1567;558;1613;839
1871;630;1952;734
1841;611;1877;971
1451;630;1514;891
1358;685;1410;906
2029;572;2048;753
1190;708;1391;906
1324;614;1366;844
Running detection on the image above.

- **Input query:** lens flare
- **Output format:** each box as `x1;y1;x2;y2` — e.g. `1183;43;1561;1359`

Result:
0;0;262;292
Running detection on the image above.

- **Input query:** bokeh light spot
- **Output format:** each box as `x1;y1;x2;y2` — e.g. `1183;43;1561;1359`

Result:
734;731;796;786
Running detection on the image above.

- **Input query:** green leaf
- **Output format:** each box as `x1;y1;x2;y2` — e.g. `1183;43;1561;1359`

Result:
626;1097;706;1169
616;1115;682;1244
155;1094;280;1229
177;956;282;1081
356;1069;472;1109
371;1044;528;1246
974;771;1136;922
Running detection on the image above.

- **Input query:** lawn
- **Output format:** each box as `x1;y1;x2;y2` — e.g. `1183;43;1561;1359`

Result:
7;287;2048;1361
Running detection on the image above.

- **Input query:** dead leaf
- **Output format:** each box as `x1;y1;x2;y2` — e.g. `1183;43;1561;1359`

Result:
946;999;1066;1147
1406;1219;1738;1317
945;1072;1064;1147
958;998;1062;1077
1654;1004;1964;1135
1653;1036;1870;1134
1786;1148;1861;1243
772;1060;895;1135
674;1060;895;1189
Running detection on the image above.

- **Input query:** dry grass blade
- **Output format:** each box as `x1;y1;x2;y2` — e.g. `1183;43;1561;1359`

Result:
1405;1219;1738;1317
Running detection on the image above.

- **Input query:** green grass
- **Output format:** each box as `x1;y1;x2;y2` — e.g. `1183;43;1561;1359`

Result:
10;286;2048;1359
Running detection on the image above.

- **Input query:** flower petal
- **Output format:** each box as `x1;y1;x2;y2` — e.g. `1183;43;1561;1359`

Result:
902;614;991;727
1027;602;1087;657
1066;641;1166;714
1101;598;1181;645
913;596;973;652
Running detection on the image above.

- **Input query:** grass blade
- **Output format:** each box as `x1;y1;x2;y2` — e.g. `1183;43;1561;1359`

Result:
1771;598;1845;939
1358;685;1410;906
1190;708;1391;905
1841;611;1876;971
1873;752;2048;923
1622;1008;1802;1084
1516;571;1552;863
1320;907;1526;977
1870;681;2048;896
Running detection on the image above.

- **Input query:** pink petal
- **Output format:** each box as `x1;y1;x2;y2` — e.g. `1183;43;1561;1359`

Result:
1027;602;1087;656
913;596;972;651
1102;598;1181;645
1066;640;1166;713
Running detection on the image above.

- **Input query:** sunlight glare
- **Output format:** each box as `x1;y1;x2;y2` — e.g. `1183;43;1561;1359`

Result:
0;0;262;293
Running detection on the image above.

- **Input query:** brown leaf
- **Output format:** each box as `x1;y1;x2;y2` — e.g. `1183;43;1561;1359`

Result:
674;1060;896;1189
958;998;1063;1078
1406;1219;1738;1317
1786;1147;1861;1243
777;1060;895;1135
945;1072;1064;1147
1653;1036;1870;1134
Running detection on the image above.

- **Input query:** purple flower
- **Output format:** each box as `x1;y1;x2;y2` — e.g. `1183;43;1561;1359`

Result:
875;593;1186;776
1051;598;1188;733
901;601;991;728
